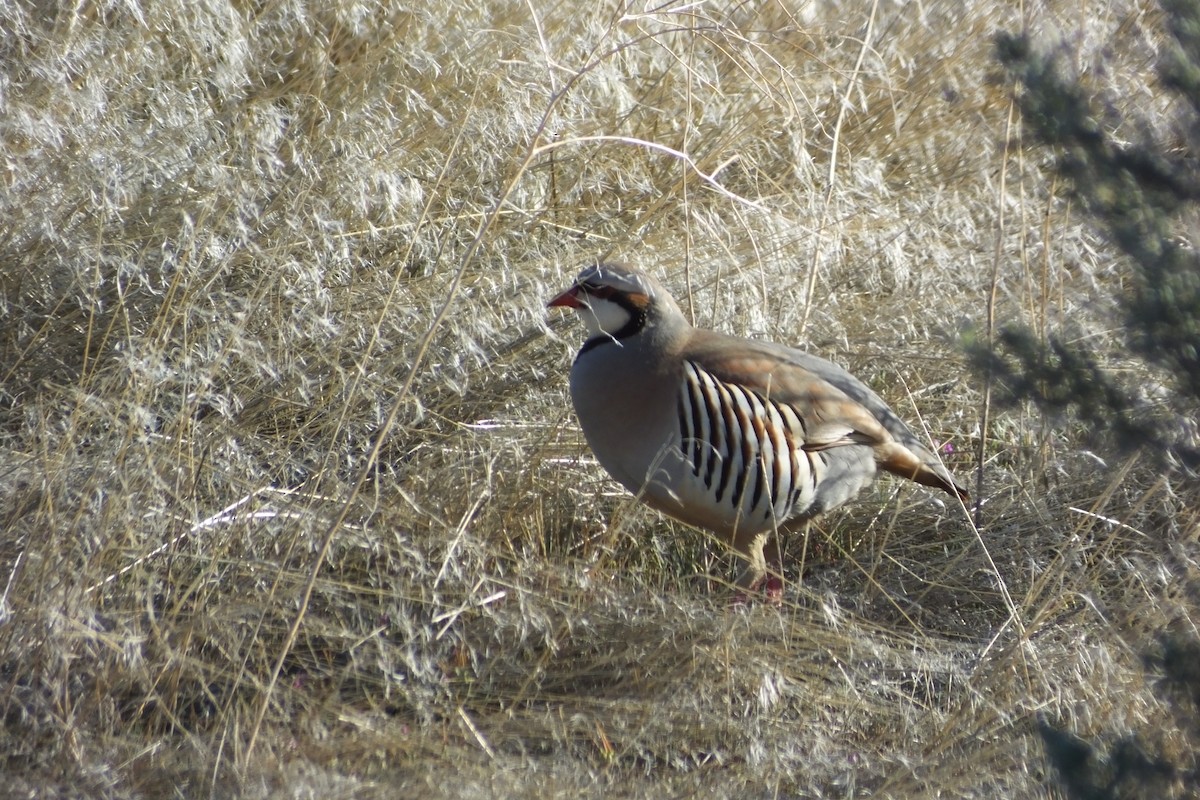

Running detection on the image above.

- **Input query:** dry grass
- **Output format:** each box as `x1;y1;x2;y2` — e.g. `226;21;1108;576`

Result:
1;0;1197;797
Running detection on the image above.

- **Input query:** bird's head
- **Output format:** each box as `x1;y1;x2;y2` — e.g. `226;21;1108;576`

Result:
548;262;664;342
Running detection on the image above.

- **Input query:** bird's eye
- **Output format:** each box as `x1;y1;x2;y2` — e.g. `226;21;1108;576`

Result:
583;283;617;299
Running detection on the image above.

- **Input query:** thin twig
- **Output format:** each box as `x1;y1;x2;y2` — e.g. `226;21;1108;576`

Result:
799;0;879;338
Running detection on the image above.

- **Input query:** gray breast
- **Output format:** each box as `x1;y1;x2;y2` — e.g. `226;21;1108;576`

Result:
567;338;681;499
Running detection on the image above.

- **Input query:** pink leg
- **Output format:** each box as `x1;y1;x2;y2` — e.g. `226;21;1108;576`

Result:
763;534;784;604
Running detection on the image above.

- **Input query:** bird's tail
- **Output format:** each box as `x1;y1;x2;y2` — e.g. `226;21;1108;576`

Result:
876;442;969;501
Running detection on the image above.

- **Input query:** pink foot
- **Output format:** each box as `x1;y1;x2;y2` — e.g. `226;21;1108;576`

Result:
731;575;784;607
765;575;784;605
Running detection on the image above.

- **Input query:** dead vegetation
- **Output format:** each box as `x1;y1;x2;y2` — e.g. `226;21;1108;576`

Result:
1;0;1197;797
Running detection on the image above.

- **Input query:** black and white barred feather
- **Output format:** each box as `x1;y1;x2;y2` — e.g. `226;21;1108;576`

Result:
676;361;826;526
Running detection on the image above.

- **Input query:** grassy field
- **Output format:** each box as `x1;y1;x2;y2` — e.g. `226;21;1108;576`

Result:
2;0;1197;797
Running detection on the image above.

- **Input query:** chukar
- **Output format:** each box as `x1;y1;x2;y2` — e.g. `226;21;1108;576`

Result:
549;262;968;600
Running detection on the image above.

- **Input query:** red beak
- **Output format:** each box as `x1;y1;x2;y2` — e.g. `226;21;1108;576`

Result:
547;285;585;309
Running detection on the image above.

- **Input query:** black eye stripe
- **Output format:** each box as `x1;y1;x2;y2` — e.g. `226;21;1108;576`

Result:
582;283;618;299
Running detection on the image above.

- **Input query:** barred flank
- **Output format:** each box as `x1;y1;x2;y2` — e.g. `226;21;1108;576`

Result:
679;362;817;523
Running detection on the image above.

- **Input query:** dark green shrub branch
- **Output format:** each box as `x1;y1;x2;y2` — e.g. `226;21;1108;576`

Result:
978;20;1200;469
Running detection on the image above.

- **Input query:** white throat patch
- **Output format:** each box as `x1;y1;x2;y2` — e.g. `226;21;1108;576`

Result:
578;295;631;338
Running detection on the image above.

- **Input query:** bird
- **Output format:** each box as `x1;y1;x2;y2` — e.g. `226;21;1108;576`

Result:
548;262;968;601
